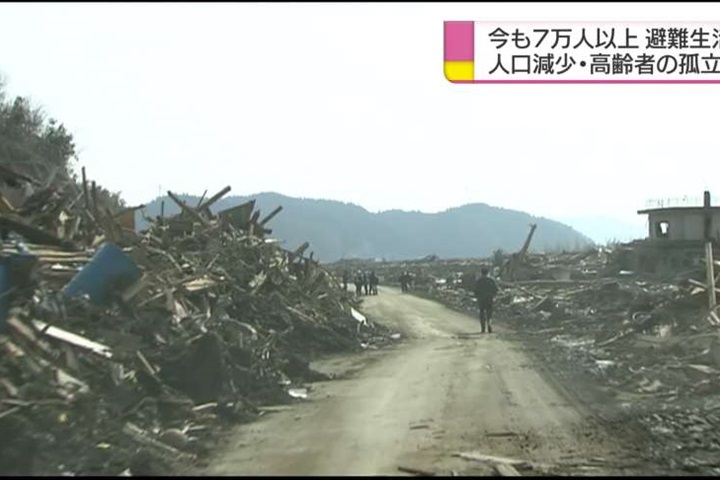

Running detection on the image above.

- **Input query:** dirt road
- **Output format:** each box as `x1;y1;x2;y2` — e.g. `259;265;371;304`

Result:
201;287;645;476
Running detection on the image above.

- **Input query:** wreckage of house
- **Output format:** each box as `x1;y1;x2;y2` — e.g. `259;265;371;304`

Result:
616;191;718;274
638;191;720;243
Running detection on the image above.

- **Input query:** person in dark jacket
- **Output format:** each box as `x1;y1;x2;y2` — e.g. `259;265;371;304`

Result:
342;270;349;291
354;271;363;296
399;271;408;293
369;271;379;295
474;267;499;333
363;271;370;296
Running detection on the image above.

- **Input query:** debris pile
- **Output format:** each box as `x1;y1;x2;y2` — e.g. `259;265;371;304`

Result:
396;250;718;402
330;247;616;294
638;401;720;473
0;177;390;475
397;254;711;374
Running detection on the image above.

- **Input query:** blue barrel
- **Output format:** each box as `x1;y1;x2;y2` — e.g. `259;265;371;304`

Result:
63;243;141;305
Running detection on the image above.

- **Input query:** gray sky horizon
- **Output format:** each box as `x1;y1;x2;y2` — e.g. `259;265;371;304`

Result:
0;2;716;239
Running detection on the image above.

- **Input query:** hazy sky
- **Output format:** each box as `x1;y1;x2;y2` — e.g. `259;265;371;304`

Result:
0;2;716;232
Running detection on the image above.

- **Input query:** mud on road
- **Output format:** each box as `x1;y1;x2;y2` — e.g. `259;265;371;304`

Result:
199;287;663;476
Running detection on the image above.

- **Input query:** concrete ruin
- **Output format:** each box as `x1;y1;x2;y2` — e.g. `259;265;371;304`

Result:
616;191;719;275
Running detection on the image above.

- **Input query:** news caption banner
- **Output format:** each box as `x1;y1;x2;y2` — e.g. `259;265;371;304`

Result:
444;21;720;83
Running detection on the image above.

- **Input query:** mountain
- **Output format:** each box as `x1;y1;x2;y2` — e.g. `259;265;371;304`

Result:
136;192;594;262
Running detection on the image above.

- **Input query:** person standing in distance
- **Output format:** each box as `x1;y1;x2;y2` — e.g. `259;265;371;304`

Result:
342;270;350;291
474;267;499;333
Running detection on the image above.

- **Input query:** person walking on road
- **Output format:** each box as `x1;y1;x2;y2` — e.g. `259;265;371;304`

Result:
354;271;363;296
369;271;379;295
342;270;349;291
473;267;499;333
399;271;408;293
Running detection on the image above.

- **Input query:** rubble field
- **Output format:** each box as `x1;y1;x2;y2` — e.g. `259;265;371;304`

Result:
0;177;393;476
332;247;720;475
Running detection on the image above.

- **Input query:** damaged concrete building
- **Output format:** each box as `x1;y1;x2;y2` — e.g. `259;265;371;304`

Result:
616;191;719;274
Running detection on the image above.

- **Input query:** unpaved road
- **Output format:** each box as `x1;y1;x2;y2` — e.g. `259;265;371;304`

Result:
201;287;647;476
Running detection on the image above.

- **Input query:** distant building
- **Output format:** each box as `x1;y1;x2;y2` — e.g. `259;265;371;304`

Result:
618;190;718;274
637;191;720;242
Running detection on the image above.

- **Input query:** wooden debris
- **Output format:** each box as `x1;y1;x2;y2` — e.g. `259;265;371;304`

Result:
0;406;21;420
707;243;718;315
688;278;720;295
0;180;392;476
197;185;231;214
398;465;437;476
0;194;16;214
0;214;74;248
495;463;522;476
486;431;519;438
453;451;533;469
167;190;212;227
259;205;283;227
122;422;195;460
32;320;113;359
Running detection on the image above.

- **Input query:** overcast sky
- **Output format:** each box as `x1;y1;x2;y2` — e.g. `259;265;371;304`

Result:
0;2;716;233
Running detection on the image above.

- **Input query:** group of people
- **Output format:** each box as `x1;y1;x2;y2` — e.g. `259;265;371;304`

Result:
342;270;379;296
399;271;413;292
338;265;498;335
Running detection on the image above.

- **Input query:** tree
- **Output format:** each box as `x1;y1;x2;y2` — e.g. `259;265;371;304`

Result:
0;72;124;212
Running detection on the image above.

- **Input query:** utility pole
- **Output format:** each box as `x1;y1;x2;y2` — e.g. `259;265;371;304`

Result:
704;191;717;313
